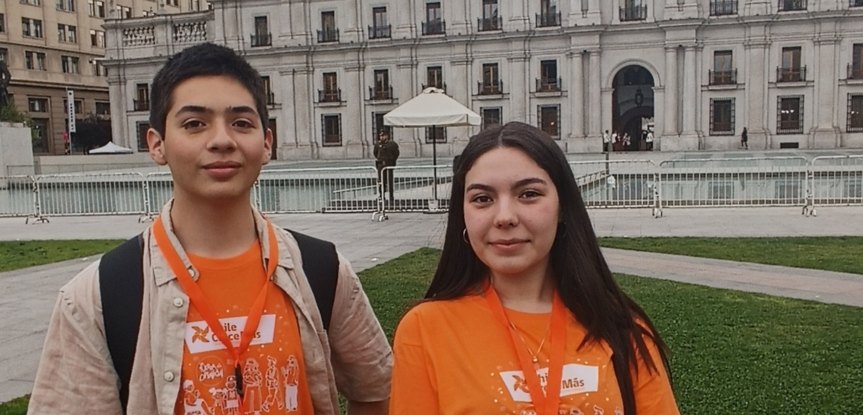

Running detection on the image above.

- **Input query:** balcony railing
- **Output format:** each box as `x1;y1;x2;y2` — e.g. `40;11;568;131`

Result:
133;99;149;111
477;16;502;32
710;0;738;15
318;89;341;103
709;69;737;85
536;77;562;92
368;24;391;39
777;66;806;82
369;86;393;100
536;11;561;27
266;92;277;106
317;28;339;43
422;20;445;35
620;5;648;21
251;32;271;47
421;82;447;91
852;0;863;7
849;63;863;80
477;80;504;95
778;0;806;11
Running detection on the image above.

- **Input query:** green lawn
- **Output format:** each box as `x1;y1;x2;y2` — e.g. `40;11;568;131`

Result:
600;236;863;275
3;241;862;413
0;396;28;415
0;240;124;273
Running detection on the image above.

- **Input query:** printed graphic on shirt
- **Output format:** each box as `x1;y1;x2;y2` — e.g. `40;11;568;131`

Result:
282;355;301;412
242;358;265;413
262;356;284;412
499;364;599;403
182;380;209;415
184;315;277;354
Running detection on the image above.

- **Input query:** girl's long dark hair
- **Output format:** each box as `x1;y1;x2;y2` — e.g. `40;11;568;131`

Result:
426;122;671;415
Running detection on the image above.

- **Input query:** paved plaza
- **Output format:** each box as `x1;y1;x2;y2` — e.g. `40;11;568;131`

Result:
1;206;862;403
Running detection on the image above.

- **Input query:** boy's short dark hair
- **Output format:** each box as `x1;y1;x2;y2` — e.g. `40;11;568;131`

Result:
149;42;269;139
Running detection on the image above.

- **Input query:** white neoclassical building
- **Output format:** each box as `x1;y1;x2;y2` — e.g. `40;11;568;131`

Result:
102;0;863;160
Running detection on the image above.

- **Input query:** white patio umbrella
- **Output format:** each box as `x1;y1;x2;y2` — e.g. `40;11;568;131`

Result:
89;141;134;154
384;87;480;202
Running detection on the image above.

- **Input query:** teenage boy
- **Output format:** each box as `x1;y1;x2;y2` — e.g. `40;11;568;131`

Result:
28;43;391;415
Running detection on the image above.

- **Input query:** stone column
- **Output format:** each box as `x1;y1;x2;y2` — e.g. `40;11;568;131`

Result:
666;0;699;19
509;54;529;125
107;76;129;150
344;0;361;43
681;45;698;139
588;49;602;140
811;33;841;148
663;46;678;138
343;63;364;157
585;0;601;23
505;0;529;31
393;1;414;39
744;32;770;149
743;0;771;17
569;50;585;138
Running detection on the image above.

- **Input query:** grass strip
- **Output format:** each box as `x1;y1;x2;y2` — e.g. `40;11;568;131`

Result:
600;236;863;275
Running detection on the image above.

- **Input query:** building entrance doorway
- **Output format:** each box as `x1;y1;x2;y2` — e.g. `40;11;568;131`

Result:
611;65;655;151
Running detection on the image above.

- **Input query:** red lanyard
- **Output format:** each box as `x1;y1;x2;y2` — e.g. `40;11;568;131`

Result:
484;286;568;415
153;217;278;401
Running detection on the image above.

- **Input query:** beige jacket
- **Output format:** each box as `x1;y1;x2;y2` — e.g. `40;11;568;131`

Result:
28;205;392;415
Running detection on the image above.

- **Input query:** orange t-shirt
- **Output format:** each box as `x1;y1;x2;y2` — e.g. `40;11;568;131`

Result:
173;242;314;415
390;294;679;415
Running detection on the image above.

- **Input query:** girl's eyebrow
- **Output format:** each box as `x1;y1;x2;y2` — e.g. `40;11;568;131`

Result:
465;177;547;192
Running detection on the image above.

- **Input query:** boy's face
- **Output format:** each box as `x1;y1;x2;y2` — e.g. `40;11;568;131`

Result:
147;75;272;204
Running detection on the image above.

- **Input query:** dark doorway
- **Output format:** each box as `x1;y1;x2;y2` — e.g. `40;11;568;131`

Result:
611;65;655;151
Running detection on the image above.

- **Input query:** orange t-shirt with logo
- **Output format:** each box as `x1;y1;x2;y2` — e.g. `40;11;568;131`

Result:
390;294;679;415
173;242;314;415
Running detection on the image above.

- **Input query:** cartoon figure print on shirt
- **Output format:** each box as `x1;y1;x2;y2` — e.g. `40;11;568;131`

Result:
243;358;265;414
262;356;284;412
282;355;301;412
183;379;211;415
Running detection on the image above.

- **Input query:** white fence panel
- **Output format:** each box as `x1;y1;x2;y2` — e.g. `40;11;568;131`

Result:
808;156;863;208
34;173;147;217
0;176;36;218
257;167;379;214
569;160;658;209
658;158;808;208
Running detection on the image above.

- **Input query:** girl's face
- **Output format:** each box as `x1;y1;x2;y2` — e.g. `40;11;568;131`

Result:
463;147;560;281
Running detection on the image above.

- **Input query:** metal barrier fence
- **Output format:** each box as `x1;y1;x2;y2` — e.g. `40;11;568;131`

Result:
657;158;809;209
569;160;659;215
805;155;863;216
0;175;37;220
2;157;862;222
376;165;453;219
257;166;379;214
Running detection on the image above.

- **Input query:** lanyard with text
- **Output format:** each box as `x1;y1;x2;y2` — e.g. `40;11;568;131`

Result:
153;217;279;402
484;286;568;415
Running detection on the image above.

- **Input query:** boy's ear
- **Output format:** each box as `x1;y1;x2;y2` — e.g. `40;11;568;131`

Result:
262;128;274;165
147;128;167;165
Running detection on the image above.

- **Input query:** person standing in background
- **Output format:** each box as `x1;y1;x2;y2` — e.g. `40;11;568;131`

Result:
374;129;400;205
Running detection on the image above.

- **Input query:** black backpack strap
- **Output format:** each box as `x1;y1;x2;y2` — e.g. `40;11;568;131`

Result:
99;234;144;415
287;229;340;331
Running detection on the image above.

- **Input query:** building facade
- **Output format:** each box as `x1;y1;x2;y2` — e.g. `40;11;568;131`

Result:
103;0;863;160
0;0;210;155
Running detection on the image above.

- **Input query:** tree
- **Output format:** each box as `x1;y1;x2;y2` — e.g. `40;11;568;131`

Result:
74;113;113;153
0;104;39;145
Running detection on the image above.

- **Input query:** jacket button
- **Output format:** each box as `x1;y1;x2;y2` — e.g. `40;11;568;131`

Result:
172;297;184;307
163;371;175;382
